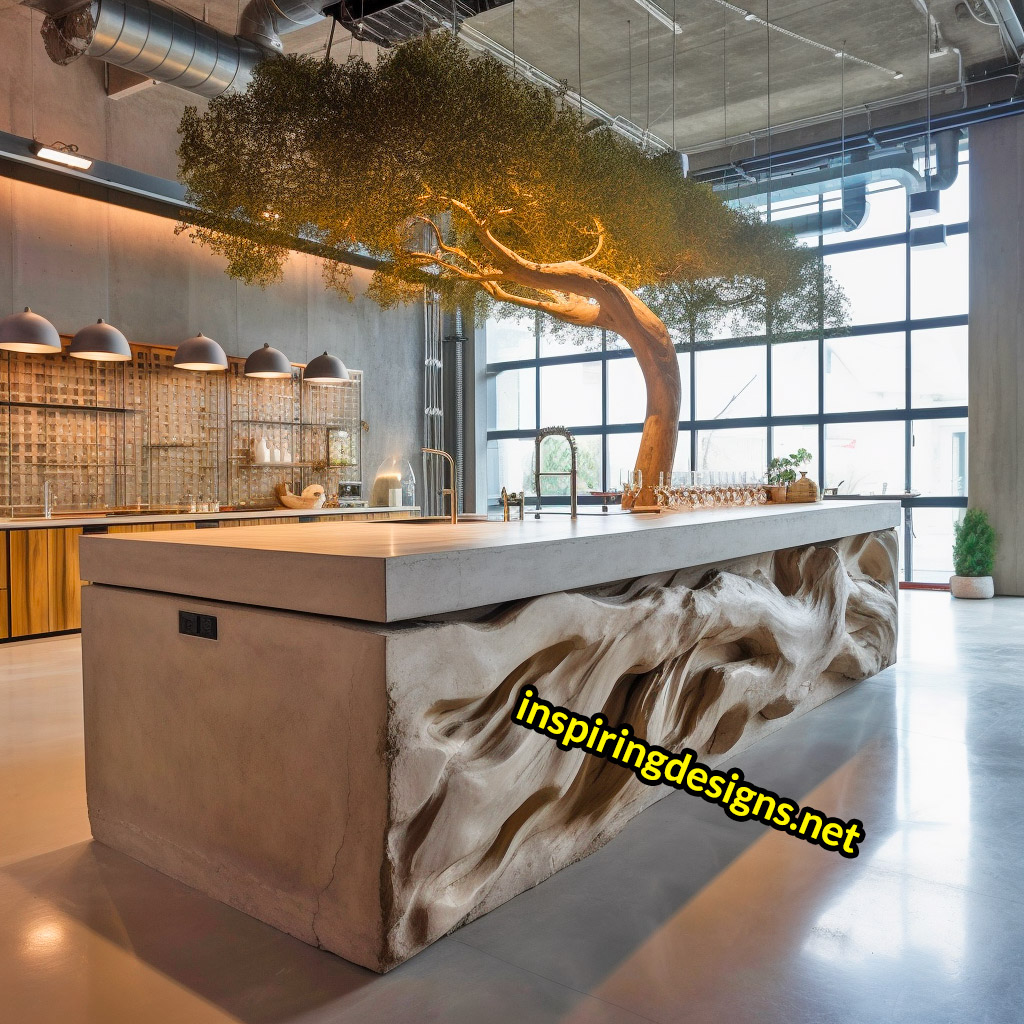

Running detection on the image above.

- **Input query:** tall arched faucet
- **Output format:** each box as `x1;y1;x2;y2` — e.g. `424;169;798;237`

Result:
534;427;578;520
422;448;458;524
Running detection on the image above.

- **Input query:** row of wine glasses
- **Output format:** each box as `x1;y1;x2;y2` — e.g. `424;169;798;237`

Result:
658;471;768;509
618;469;769;509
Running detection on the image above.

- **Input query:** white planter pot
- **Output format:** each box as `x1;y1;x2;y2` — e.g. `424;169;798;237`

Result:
949;575;994;599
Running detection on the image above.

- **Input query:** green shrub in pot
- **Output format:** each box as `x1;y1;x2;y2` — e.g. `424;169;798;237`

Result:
950;509;996;599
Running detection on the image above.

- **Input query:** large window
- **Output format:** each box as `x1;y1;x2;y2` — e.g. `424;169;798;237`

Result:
485;139;969;583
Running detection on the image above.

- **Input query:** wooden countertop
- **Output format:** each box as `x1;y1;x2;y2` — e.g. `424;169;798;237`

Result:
79;501;900;624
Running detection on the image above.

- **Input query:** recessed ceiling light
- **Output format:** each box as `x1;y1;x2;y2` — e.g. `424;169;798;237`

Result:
32;141;93;171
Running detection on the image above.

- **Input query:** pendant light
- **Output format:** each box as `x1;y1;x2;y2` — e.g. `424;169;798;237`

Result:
68;319;132;361
0;307;62;353
173;332;228;371
303;351;350;383
244;343;292;378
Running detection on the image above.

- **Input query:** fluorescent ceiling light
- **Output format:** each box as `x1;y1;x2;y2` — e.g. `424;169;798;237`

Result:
32;142;93;171
631;0;682;34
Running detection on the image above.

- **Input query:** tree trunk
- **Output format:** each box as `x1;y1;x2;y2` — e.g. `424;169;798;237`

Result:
458;216;680;510
608;290;681;508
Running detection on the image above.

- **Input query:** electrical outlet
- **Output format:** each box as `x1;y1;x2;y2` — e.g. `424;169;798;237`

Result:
179;610;217;640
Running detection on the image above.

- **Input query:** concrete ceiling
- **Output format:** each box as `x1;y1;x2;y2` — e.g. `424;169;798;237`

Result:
465;0;1010;165
15;0;1016;169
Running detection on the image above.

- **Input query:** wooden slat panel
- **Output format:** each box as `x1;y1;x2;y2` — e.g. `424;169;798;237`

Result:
0;591;9;640
47;528;83;632
10;530;50;637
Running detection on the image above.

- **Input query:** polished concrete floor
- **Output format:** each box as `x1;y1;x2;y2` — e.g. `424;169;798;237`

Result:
2;592;1022;1024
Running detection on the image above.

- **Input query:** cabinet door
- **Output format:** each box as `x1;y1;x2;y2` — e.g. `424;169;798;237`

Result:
47;527;83;632
9;530;50;637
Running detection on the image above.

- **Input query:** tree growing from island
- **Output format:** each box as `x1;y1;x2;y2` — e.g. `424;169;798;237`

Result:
177;33;844;503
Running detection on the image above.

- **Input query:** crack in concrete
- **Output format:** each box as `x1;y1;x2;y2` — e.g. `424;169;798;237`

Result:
311;839;345;949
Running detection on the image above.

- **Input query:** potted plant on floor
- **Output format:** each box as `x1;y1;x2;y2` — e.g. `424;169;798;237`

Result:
766;449;813;503
951;509;997;599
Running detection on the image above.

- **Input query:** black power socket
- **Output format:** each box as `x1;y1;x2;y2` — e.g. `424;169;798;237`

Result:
179;610;218;640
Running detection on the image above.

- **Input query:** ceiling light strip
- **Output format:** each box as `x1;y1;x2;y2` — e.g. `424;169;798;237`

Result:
710;0;904;79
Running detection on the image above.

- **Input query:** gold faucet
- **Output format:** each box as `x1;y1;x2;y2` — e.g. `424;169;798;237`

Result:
500;487;526;522
534;427;578;520
422;447;458;525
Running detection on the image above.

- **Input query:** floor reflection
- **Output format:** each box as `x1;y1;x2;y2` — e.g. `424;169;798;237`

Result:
1;593;1023;1023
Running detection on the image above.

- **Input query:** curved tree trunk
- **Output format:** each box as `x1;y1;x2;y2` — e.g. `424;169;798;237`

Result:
444;206;681;509
604;289;681;508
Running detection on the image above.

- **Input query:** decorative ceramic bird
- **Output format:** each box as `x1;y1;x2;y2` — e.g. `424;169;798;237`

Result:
274;483;326;510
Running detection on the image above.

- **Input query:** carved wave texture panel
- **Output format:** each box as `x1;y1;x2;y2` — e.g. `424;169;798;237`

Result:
381;529;898;967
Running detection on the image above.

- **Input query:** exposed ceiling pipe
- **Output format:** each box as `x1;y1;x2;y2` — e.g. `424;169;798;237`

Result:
41;0;327;98
238;0;326;53
775;182;868;239
723;129;961;237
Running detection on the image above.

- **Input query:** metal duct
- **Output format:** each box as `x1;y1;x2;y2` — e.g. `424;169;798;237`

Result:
41;0;327;98
723;130;961;237
777;183;868;239
238;0;326;53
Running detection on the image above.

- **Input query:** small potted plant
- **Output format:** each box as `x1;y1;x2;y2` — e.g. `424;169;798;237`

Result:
950;509;996;599
766;449;813;503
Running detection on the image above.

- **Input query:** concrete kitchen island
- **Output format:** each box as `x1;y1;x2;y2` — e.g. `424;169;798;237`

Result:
78;501;900;971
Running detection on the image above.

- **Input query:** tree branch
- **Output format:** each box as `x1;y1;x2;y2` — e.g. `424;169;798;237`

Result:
407;252;504;282
479;281;602;328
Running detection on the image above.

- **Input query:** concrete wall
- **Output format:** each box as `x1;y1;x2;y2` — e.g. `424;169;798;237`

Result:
968;117;1024;595
0;4;425;498
1;3;203;181
0;174;424;493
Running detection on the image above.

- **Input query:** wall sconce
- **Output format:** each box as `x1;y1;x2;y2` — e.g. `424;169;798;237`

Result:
244;343;292;378
32;141;93;171
68;319;131;361
173;332;228;371
0;307;62;353
303;351;350;384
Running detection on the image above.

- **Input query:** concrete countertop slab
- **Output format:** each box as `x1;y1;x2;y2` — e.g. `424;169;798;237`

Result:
79;500;900;624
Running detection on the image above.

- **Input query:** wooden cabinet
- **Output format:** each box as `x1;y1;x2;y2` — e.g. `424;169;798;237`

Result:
48;528;83;633
8;527;84;637
9;529;51;637
0;535;8;640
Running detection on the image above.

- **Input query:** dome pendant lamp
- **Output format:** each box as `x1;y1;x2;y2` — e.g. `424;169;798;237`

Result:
303;351;350;384
68;319;132;361
244;343;293;378
0;307;62;354
173;332;228;371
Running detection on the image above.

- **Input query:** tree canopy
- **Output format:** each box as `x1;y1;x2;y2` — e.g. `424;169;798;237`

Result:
178;32;826;323
177;32;845;499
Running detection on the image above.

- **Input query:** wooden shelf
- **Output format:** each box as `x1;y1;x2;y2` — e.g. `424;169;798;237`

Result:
1;401;136;414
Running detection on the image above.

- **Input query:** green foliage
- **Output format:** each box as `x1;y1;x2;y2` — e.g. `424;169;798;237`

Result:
767;448;812;486
953;509;996;578
177;33;836;335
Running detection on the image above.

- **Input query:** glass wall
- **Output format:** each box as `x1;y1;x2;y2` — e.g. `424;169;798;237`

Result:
485;139;969;583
